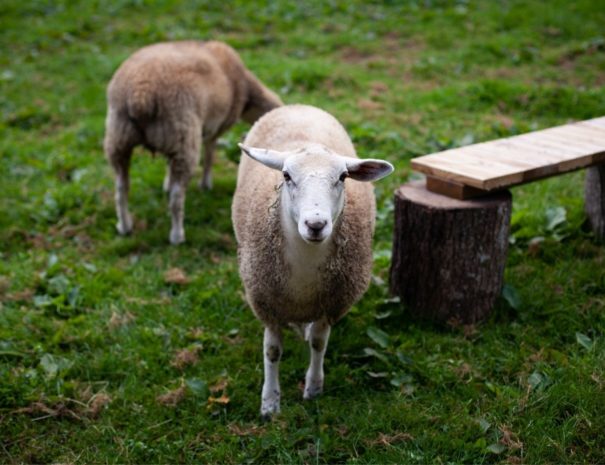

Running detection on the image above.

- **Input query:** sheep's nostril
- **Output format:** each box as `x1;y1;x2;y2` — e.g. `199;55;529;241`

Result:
305;219;327;233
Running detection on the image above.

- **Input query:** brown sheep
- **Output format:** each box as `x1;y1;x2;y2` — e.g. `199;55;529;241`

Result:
104;40;283;244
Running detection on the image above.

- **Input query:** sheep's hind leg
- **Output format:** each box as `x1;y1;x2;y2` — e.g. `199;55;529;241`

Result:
261;326;283;419
114;159;133;235
303;317;331;400
162;165;171;193
167;157;193;245
200;139;216;190
107;146;134;236
104;111;137;236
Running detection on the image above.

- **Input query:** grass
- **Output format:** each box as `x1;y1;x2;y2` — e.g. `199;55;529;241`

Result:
1;0;605;462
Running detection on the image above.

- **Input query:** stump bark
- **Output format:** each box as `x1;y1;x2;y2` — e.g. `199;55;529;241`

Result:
389;181;512;324
585;164;605;240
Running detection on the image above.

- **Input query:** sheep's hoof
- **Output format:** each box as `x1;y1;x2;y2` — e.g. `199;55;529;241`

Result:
260;403;280;420
303;379;323;400
169;228;185;245
260;392;280;419
116;216;133;236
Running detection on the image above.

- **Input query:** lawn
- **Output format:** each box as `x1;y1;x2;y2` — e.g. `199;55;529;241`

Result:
1;0;605;463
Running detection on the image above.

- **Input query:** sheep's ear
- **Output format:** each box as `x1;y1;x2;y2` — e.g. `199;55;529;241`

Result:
345;158;394;182
239;143;288;170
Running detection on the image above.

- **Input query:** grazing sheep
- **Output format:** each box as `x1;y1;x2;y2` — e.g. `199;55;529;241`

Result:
104;40;283;244
232;104;393;417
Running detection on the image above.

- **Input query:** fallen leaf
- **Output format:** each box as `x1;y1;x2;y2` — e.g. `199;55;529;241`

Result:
5;289;34;302
446;316;462;329
164;267;189;285
108;311;136;330
171;346;201;370
499;425;523;451
228;423;266;437
207;394;230;406
210;378;229;393
462;324;478;339
528;349;545;363
0;276;10;295
454;362;473;379
370;81;389;96
157;385;187;407
14;401;82;421
188;327;205;339
87;393;111;418
366;432;413;447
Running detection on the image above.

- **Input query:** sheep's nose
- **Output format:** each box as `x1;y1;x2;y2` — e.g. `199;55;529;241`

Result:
305;219;327;233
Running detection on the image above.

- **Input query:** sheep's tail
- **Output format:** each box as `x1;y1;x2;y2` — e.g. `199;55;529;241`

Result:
127;81;157;123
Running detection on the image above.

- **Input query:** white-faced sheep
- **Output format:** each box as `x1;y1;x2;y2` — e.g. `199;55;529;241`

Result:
232;104;393;417
104;40;283;244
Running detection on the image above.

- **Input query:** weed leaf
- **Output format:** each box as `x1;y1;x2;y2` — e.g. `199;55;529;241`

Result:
502;284;521;310
545;206;566;231
576;332;594;351
367;327;390;349
364;348;390;364
486;443;506;454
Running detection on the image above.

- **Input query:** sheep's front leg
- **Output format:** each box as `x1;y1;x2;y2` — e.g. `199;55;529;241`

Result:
200;139;216;190
303;318;331;400
261;326;283;418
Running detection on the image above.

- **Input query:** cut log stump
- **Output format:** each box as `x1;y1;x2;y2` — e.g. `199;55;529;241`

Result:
389;181;512;324
585;164;605;240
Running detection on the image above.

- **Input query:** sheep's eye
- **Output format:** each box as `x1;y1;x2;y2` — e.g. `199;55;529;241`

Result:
339;172;348;182
283;171;291;182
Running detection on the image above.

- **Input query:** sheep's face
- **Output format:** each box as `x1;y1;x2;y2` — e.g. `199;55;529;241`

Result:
240;143;394;244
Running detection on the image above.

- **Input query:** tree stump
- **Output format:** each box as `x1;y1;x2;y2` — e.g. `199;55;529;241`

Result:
585;164;605;240
389;181;512;324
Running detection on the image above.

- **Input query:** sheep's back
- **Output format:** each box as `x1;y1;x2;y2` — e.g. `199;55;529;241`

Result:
107;41;239;132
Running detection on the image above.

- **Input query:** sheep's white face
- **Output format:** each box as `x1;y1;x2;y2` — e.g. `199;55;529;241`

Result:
240;143;394;244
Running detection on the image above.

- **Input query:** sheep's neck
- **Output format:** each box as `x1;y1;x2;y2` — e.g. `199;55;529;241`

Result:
280;197;334;301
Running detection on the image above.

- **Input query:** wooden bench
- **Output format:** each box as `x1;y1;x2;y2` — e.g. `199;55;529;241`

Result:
389;117;605;324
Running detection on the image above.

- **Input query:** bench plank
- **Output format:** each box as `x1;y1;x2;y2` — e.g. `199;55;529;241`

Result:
411;117;605;196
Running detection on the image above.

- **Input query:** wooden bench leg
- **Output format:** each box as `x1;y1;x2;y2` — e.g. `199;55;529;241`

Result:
585;164;605;240
389;180;512;324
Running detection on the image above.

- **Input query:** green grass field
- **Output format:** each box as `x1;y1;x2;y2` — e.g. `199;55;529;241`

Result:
1;0;605;463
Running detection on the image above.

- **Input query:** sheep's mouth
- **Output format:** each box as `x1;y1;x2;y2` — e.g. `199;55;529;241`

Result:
302;234;328;244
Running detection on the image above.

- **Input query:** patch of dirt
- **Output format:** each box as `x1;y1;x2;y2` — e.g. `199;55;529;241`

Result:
357;98;384;112
340;36;425;68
